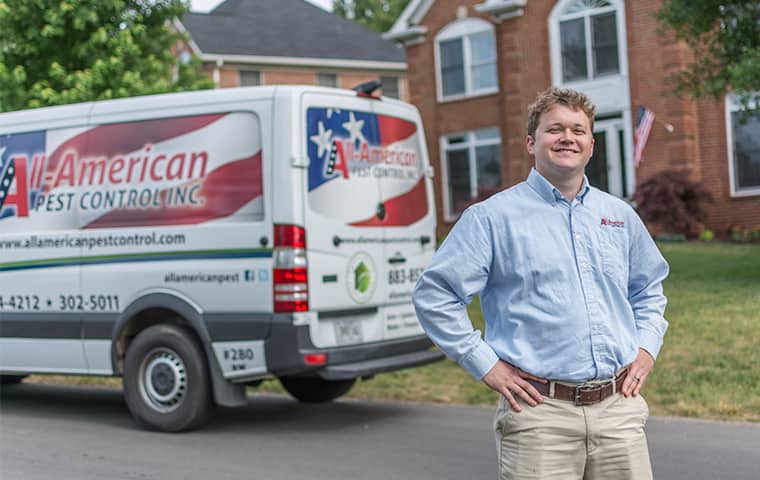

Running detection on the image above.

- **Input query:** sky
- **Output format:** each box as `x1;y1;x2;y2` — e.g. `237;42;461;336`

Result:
190;0;333;13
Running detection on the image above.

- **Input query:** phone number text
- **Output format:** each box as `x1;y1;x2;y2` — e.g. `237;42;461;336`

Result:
0;294;120;311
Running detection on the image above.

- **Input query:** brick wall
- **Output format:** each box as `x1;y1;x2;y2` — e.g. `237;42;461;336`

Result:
407;0;760;237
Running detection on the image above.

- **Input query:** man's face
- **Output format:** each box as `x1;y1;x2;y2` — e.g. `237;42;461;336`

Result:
526;105;594;180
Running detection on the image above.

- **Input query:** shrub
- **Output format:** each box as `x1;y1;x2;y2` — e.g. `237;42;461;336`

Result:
699;229;715;242
633;170;713;237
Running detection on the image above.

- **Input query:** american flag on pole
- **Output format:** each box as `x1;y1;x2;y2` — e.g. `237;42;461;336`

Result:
634;105;655;167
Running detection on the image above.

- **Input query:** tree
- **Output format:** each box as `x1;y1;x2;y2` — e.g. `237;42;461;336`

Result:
0;0;212;112
333;0;410;34
657;1;760;104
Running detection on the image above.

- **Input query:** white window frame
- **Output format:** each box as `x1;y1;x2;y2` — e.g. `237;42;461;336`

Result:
380;75;401;99
549;0;626;86
725;94;760;197
239;69;262;86
440;128;502;221
317;72;339;88
434;18;498;103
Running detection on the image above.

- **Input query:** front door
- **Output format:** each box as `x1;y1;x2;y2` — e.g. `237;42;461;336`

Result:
588;118;627;197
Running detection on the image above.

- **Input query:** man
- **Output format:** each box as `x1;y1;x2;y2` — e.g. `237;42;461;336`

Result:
413;87;668;479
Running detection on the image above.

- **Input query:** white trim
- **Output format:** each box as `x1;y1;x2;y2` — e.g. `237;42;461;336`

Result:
385;0;435;39
383;25;428;44
434;18;498;103
474;0;527;20
212;58;223;87
200;54;406;72
622;107;636;196
173;19;203;56
725;95;760;197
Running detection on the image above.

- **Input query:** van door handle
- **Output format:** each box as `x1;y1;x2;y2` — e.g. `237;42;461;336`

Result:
388;254;406;265
376;202;386;221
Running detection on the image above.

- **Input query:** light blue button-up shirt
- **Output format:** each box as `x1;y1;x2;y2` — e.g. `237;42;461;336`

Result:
413;169;669;382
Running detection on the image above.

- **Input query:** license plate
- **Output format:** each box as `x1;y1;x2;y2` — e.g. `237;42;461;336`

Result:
334;319;363;345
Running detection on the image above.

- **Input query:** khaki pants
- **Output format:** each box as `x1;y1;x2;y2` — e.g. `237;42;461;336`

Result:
494;392;652;479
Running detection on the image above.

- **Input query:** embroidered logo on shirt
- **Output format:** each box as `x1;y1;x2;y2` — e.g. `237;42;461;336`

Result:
601;218;625;228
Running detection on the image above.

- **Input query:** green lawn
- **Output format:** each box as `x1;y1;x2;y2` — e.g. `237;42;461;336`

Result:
25;243;760;421
347;242;760;421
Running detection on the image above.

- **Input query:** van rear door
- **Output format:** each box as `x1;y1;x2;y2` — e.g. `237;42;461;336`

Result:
301;91;434;349
365;98;435;339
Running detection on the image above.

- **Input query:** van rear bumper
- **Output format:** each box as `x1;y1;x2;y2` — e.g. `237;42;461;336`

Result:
318;348;444;380
265;317;443;379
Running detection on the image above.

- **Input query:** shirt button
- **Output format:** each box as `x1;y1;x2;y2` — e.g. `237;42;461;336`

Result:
575;234;581;240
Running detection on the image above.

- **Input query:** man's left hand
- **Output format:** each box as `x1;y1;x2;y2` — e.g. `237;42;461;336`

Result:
620;348;654;397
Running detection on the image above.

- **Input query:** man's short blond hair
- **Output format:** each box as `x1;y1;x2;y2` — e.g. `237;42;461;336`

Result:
527;87;596;138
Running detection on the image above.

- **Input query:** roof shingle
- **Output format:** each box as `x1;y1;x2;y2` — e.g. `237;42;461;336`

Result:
182;0;406;63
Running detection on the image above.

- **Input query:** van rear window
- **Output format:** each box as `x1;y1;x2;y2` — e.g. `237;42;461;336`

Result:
306;107;428;227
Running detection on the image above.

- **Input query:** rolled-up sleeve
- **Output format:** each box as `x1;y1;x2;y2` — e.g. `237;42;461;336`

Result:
413;207;500;379
627;212;669;360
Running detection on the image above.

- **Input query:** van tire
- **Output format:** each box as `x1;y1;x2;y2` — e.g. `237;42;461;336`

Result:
279;376;355;403
123;324;211;432
0;375;26;385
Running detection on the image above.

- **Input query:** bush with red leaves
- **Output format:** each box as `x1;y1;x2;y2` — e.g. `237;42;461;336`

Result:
633;170;713;236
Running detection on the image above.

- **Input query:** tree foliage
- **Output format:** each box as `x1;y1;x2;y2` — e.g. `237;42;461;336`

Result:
333;0;410;34
657;0;760;103
0;0;212;112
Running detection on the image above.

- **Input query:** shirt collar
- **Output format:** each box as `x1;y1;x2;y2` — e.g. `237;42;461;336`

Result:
527;168;591;205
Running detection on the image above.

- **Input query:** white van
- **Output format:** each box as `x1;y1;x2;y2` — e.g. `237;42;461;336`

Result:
0;85;441;431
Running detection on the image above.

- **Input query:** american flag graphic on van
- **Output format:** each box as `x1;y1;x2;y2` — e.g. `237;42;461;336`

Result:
306;108;428;227
0;112;264;229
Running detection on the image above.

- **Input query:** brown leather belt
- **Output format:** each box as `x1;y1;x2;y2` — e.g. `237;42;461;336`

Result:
526;369;627;406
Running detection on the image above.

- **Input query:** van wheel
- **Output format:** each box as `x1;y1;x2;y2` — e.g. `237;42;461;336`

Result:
0;375;26;385
123;324;210;432
279;376;355;403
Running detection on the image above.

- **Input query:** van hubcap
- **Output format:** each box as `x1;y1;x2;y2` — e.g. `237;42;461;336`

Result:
139;348;187;413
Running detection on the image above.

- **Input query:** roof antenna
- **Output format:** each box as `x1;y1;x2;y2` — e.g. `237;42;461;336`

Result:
352;80;383;99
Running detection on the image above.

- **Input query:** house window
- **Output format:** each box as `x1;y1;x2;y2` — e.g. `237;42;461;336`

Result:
380;75;400;99
317;73;338;88
239;70;261;86
442;128;502;219
726;95;760;195
556;0;620;83
436;18;497;101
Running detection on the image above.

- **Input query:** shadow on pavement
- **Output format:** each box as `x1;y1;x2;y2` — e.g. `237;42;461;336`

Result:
0;381;412;433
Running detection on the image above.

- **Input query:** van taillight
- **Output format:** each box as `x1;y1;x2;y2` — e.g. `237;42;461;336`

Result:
273;224;308;313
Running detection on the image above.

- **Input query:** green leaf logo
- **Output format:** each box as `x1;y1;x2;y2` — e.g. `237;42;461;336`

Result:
354;261;370;293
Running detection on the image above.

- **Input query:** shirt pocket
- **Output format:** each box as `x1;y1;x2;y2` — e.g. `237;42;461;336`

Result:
597;227;628;288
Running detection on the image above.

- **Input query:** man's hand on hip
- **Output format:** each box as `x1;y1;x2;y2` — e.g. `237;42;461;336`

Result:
482;360;546;412
621;348;655;397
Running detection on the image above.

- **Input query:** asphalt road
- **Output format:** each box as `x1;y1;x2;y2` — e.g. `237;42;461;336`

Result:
1;383;758;480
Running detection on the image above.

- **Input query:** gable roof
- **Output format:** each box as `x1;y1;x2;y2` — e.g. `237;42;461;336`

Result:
385;0;526;43
181;0;405;64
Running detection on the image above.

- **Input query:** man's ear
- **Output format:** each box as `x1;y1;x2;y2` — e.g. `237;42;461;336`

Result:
526;135;535;155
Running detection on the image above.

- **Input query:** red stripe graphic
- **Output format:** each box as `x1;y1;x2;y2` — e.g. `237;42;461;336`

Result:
83;151;262;228
350;177;428;227
44;114;226;190
376;115;417;147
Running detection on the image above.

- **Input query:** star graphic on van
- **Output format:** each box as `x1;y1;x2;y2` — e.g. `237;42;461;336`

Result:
342;112;366;146
310;121;333;158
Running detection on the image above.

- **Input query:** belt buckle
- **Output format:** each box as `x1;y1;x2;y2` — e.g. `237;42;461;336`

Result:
574;383;602;406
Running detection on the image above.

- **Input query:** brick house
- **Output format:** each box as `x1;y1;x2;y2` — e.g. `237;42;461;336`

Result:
178;0;409;101
385;0;760;237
